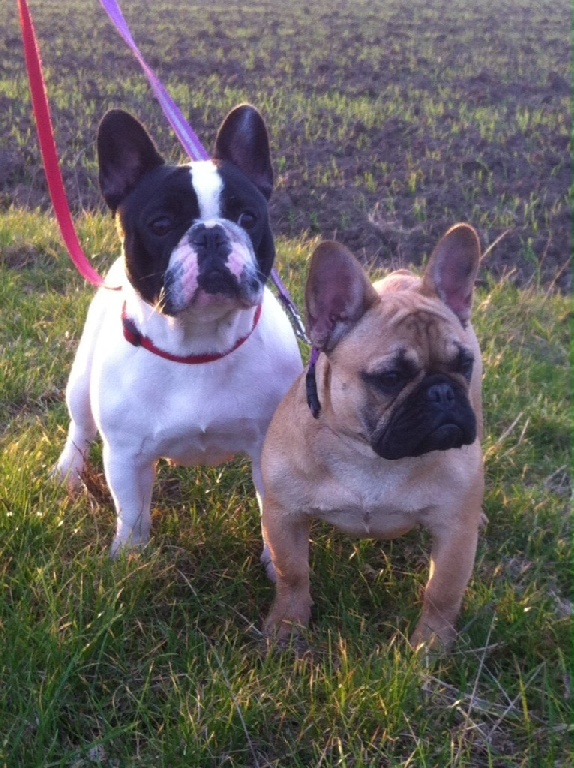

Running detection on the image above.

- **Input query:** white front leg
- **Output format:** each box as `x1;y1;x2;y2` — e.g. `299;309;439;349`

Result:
103;444;156;558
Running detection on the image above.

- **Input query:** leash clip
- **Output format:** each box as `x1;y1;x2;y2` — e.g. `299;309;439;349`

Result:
271;268;311;345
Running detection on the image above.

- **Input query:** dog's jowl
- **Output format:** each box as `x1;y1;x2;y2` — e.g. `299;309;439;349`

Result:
55;105;302;563
262;224;485;649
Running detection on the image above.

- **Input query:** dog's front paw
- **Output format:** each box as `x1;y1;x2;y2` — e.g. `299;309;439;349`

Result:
263;614;305;643
410;618;457;654
263;595;313;643
52;451;85;492
110;530;151;560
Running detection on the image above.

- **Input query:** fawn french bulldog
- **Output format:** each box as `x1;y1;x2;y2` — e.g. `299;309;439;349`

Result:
262;224;484;648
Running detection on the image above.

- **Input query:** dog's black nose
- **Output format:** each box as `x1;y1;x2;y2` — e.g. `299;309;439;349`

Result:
190;223;231;261
427;381;455;406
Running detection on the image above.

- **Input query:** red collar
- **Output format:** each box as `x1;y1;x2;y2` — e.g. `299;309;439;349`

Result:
122;303;262;364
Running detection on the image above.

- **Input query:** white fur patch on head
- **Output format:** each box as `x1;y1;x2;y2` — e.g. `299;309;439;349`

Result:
190;161;223;220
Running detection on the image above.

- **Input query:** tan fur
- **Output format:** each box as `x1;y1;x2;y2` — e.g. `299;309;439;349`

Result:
262;224;484;650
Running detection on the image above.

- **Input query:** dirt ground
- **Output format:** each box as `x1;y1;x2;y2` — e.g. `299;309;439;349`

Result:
0;0;571;291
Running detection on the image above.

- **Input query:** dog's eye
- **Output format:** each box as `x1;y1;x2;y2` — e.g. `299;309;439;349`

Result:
377;371;404;390
149;216;174;237
455;352;474;381
459;359;473;381
365;369;408;395
238;211;257;230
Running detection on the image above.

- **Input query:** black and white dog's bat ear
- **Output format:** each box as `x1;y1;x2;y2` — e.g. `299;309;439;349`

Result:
213;104;273;200
97;109;165;213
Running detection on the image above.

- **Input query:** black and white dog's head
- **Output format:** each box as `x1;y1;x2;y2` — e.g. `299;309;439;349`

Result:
97;105;275;315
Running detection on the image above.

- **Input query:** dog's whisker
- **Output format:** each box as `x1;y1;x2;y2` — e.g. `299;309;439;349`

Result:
154;292;166;315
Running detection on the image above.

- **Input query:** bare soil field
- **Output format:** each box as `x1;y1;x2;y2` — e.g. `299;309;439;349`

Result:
1;0;571;290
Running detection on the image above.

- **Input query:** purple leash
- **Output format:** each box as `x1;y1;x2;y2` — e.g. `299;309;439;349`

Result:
98;0;311;346
98;0;208;162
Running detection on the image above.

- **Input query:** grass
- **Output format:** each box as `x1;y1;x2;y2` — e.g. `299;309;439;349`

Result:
0;208;571;767
1;0;571;763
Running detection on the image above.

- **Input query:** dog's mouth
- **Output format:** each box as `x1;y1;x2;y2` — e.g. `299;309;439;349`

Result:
192;288;257;311
410;422;468;456
156;222;266;317
374;418;476;460
159;263;263;317
198;265;239;296
159;285;260;317
371;375;477;460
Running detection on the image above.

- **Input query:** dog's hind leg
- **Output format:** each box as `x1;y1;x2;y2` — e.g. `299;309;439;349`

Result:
54;382;97;490
53;289;111;489
53;337;99;490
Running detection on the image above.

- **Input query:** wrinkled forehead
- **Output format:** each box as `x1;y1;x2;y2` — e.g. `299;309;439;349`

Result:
355;295;468;367
375;335;464;373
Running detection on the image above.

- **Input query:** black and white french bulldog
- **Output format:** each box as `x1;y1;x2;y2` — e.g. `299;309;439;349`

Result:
54;105;303;566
